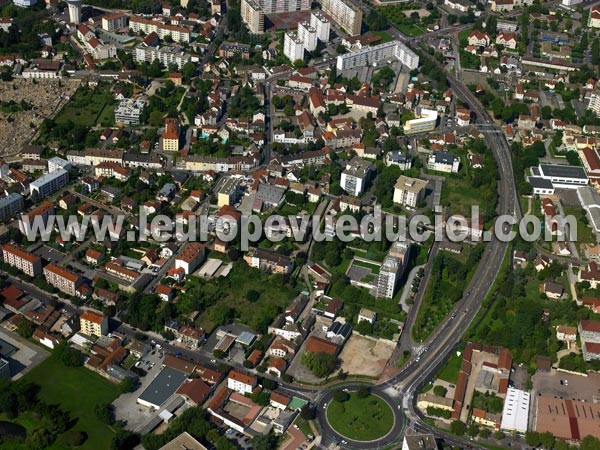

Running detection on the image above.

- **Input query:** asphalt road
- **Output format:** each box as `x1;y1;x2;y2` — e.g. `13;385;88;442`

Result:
315;384;404;449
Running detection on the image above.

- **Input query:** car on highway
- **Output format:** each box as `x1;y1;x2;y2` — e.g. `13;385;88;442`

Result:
323;402;327;409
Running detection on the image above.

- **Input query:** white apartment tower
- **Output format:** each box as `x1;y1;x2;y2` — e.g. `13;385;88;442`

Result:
298;21;317;52
66;0;82;24
377;256;402;298
311;11;331;42
284;31;304;62
320;0;362;36
241;0;264;33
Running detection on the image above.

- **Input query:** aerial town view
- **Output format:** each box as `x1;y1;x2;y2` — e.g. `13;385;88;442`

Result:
1;0;600;448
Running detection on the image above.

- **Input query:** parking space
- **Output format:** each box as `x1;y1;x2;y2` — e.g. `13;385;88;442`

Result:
33;245;66;264
532;370;600;402
112;348;166;431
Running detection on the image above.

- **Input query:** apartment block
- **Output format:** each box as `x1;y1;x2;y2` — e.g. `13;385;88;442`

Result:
129;16;191;42
2;243;43;276
241;0;264;33
101;13;129;31
376;255;402;298
0;193;24;222
134;44;191;70
80;310;108;337
393;175;427;207
115;98;147;125
310;11;330;42
320;0;362;36
340;157;373;196
29;169;69;199
336;40;419;70
284;31;304;62
43;263;82;296
217;177;241;207
298;21;317;52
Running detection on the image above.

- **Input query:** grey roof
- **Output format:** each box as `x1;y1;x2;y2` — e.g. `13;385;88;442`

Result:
433;151;456;164
0;338;17;358
158;183;176;196
403;432;438;450
539;164;588;180
387;151;410;163
0;193;22;208
527;176;554;189
236;331;257;346
137;366;187;408
256;184;286;205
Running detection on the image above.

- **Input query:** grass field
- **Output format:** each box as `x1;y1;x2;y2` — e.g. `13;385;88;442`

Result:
20;352;120;450
436;351;462;384
353;259;381;274
563;206;596;245
54;86;116;127
327;393;394;441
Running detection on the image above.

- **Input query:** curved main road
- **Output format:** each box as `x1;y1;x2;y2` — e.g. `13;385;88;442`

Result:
315;21;522;450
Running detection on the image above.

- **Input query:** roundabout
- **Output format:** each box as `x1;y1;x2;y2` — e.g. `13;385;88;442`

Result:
316;384;404;448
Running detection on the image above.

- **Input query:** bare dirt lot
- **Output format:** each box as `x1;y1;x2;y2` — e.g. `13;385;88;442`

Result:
338;334;395;377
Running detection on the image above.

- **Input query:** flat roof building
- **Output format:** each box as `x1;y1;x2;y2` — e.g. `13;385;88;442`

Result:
137;366;187;409
500;388;530;433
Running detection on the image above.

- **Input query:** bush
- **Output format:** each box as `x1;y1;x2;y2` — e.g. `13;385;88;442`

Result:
450;420;466;436
61;430;87;447
433;385;447;397
356;386;370;398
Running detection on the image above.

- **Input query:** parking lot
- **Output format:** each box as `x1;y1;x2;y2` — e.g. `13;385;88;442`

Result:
112;346;166;432
33;245;66;264
532;370;600;402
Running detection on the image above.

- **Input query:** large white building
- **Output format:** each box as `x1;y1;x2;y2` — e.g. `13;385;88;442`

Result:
376;256;402;298
403;108;438;135
284;31;305;62
310;11;331;42
298;21;317;52
114;98;147;125
531;164;589;188
134;44;191;70
129;16;191;42
241;0;264;33
427;151;460;173
340;157;373;196
393;176;427;207
500;388;530;433
241;0;310;33
321;0;362;36
29;169;69;199
66;0;82;24
336;40;419;70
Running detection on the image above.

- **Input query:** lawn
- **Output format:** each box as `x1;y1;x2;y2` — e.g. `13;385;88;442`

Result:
181;261;297;334
21;352;120;450
353;259;381;274
436;351;462;384
371;30;393;43
54;86;116;127
439;175;486;218
563;206;596;245
326;392;394;442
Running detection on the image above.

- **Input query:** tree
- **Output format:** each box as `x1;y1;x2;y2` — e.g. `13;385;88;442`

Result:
539;432;555;450
111;428;139;450
450;420;466;436
246;290;260;302
118;377;136;394
479;428;490;439
95;403;115;425
541;105;552;120
54;342;82;367
356;386;370;398
301;351;336;378
252;432;279;450
581;436;600;450
17;319;35;338
493;431;505;440
332;389;349;402
182;62;195;83
525;431;541;447
300;404;316;420
592;38;600;66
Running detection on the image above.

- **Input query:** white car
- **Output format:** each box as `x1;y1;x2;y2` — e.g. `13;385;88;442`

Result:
323;403;327;409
